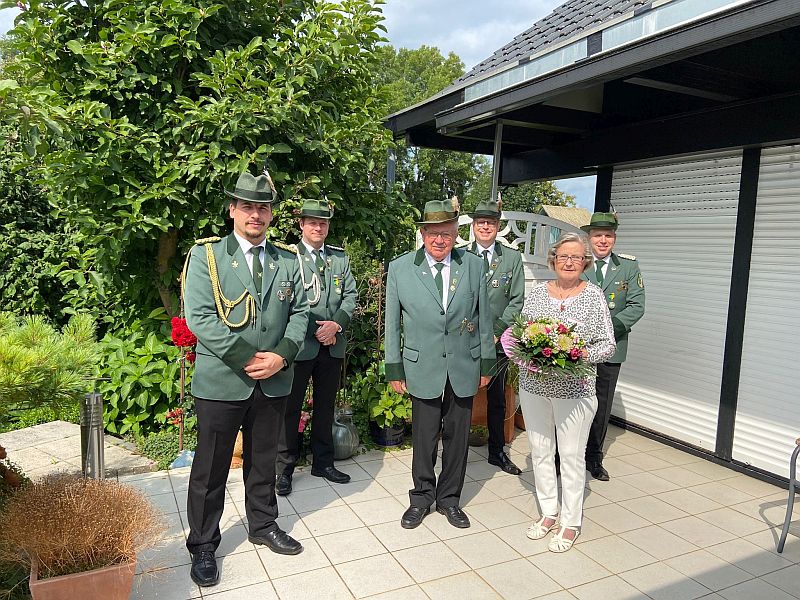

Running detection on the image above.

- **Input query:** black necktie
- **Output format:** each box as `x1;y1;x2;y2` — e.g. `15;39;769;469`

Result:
482;249;490;270
433;262;444;303
595;258;605;286
313;249;326;290
251;246;262;293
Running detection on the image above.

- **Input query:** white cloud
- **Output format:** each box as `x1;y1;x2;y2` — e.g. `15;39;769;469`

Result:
381;0;562;70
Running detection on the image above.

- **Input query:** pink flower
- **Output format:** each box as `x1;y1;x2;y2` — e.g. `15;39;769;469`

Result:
542;347;553;357
298;411;311;433
557;323;568;334
569;348;581;360
544;326;552;334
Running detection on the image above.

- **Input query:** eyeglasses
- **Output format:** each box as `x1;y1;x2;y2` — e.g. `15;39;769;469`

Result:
424;231;454;241
474;219;498;227
555;255;587;263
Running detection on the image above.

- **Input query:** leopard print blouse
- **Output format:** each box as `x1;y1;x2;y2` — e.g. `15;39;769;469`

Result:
518;282;616;399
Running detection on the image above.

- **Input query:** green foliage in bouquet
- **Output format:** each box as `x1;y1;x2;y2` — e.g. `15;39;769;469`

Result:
502;315;593;379
0;313;98;429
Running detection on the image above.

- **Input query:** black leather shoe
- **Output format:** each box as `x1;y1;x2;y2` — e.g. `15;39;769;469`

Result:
276;473;292;496
190;550;219;587
488;451;522;476
248;530;303;555
400;505;429;529
588;462;610;481
436;505;470;528
311;465;351;484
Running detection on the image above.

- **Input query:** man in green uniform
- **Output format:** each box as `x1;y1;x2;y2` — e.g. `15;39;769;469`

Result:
385;198;496;530
582;212;645;481
465;198;525;475
275;198;358;494
183;172;310;587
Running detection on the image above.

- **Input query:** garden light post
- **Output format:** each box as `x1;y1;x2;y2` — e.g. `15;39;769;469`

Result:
80;391;105;479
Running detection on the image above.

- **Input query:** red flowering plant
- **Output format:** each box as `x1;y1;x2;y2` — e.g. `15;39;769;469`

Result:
297;393;313;465
169;317;198;450
501;315;592;379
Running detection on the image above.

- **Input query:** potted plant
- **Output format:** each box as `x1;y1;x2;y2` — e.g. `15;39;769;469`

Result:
0;474;162;600
468;425;489;447
368;384;411;447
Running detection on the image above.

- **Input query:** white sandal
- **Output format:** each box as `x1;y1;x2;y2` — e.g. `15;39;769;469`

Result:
526;515;558;540
548;526;579;552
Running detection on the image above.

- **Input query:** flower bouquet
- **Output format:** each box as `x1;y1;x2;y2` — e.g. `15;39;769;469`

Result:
500;315;592;378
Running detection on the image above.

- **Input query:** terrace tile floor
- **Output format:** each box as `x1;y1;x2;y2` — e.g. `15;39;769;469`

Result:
21;423;800;600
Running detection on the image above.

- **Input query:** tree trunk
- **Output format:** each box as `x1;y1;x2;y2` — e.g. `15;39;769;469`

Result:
156;229;178;317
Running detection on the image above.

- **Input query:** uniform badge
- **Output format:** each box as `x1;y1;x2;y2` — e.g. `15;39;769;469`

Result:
285;288;293;299
491;279;500;288
466;321;475;333
231;260;239;269
336;288;342;295
269;262;276;270
608;302;616;309
617;281;628;292
277;290;285;301
637;272;644;288
304;256;310;261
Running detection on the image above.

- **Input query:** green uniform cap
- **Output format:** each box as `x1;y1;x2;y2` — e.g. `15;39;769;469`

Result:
417;198;460;225
581;212;618;232
299;198;334;219
470;199;502;219
224;172;275;204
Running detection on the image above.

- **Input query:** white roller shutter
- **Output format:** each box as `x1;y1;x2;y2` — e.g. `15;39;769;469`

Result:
733;145;800;478
609;150;742;451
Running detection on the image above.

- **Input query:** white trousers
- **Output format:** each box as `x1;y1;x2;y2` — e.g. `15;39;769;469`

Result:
519;389;597;528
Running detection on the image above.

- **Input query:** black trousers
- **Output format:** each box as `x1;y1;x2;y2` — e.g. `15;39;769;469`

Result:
186;386;285;553
410;378;472;509
585;362;622;464
487;354;509;456
276;345;341;475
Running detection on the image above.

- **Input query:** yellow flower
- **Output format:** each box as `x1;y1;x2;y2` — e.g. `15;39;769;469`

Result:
556;335;572;351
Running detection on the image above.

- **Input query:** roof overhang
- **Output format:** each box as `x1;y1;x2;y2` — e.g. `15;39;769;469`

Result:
386;0;800;182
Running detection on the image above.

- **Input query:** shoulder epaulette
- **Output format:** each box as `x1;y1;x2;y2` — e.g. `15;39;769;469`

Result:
272;241;298;253
618;253;637;261
326;244;344;252
195;236;221;245
455;241;470;249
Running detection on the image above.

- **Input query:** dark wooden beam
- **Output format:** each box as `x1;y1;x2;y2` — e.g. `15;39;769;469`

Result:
386;90;462;137
502;92;800;182
405;129;494;155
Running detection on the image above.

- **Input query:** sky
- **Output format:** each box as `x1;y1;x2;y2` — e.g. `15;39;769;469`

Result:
0;0;597;209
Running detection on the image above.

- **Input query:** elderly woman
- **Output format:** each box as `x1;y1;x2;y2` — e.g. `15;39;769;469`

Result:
520;232;615;552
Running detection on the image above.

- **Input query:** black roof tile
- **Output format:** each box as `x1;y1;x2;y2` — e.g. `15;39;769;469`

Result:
457;0;647;85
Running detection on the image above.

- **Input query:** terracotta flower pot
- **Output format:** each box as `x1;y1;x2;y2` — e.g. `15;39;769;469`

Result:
29;559;136;600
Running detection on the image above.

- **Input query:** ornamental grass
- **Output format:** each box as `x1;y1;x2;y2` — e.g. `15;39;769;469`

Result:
0;474;163;579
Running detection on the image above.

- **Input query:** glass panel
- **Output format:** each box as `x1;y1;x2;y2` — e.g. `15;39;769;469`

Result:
602;0;744;51
464;39;587;102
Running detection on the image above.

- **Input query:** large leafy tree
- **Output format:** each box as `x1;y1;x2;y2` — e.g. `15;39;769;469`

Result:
1;0;400;318
463;169;576;213
374;45;489;209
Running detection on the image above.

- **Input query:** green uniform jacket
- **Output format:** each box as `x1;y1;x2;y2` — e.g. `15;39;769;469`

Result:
384;247;496;400
294;243;358;361
583;252;645;363
466;241;525;351
184;234;310;400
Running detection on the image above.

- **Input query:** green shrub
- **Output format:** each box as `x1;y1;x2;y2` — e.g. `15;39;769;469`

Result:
0;313;98;430
98;319;191;436
0;402;80;434
134;429;197;471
